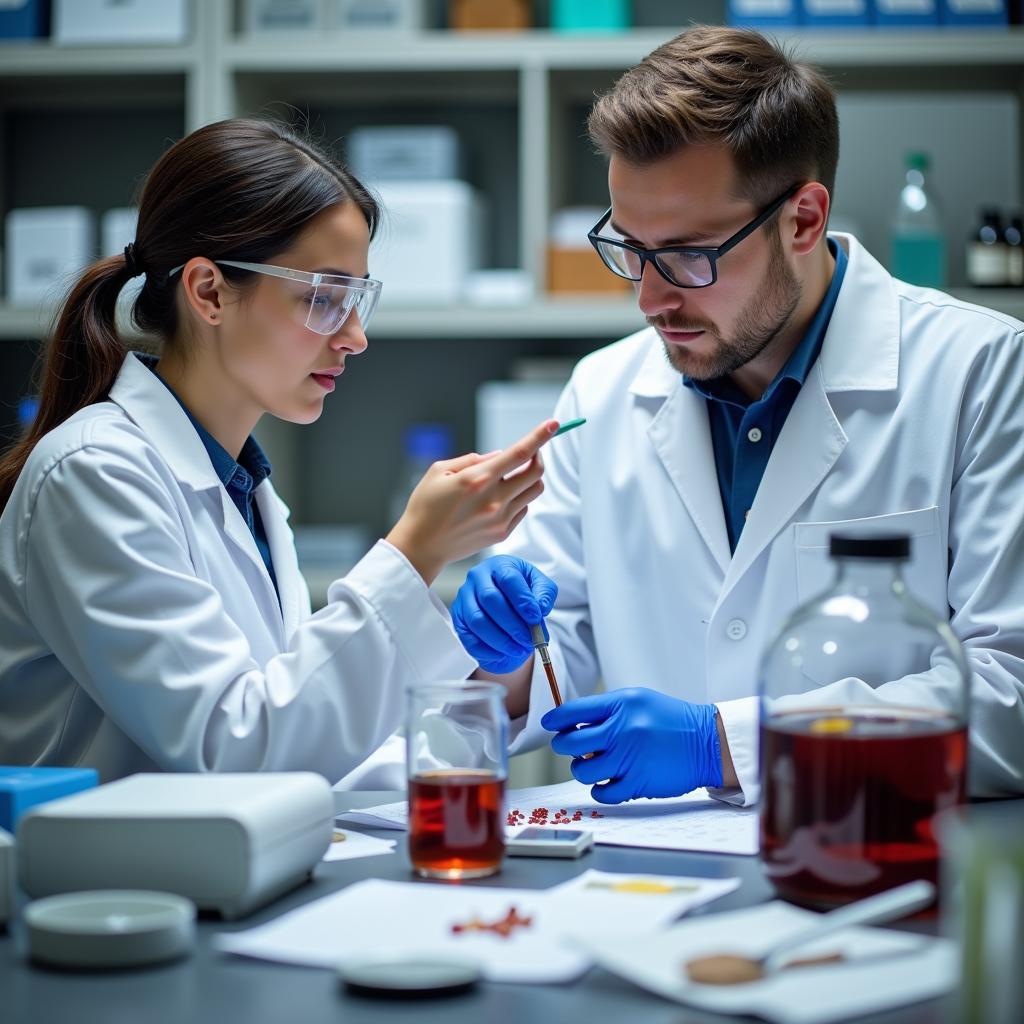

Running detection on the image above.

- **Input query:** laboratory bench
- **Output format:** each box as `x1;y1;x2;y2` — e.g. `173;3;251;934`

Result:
5;790;1017;1024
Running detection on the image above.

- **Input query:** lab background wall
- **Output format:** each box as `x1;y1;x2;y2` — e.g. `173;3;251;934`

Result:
1;0;1022;786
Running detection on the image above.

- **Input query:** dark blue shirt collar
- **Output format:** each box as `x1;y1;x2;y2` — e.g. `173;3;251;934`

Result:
136;353;272;492
684;237;847;408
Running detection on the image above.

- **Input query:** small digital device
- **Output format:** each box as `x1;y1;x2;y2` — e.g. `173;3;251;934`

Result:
505;827;594;858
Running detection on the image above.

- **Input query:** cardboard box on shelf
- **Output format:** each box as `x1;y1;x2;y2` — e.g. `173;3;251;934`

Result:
547;247;631;295
449;0;531;30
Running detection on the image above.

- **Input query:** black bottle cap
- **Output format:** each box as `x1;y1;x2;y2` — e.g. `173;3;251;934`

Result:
829;534;911;560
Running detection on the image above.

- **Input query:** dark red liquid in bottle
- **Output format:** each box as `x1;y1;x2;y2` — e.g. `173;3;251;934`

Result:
761;708;966;908
408;769;505;879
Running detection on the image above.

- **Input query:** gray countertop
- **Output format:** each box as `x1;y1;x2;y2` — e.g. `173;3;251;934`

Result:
4;790;1005;1024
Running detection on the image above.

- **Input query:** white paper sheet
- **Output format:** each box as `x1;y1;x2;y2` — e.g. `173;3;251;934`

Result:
574;901;958;1023
215;869;739;984
338;779;759;856
322;829;396;862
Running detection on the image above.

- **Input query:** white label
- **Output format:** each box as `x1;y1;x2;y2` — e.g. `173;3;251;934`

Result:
732;0;794;14
966;243;1009;286
876;0;934;13
945;0;1004;13
805;0;865;13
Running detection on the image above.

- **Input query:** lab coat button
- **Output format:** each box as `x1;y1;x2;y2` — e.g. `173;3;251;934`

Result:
726;618;747;641
747;427;763;443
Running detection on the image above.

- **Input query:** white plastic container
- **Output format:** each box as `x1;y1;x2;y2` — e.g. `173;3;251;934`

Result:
242;0;327;33
17;773;334;919
53;0;188;45
332;0;424;31
5;206;94;306
369;180;483;305
476;380;567;454
348;126;462;183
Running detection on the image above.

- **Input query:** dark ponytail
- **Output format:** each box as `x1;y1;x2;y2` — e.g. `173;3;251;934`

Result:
0;118;379;509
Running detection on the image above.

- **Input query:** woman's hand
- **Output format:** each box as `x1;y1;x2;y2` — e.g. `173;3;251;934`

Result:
385;419;558;585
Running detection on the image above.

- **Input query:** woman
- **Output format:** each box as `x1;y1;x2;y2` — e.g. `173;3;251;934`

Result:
0;118;555;783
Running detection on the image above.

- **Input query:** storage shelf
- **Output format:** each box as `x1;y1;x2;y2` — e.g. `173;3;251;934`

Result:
3;290;1021;341
223;28;1024;74
0;41;198;75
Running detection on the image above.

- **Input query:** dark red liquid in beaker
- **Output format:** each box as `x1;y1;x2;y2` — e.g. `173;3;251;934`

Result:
761;708;966;908
409;769;505;879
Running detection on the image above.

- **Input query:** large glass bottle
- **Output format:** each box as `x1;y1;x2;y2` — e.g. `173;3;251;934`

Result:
759;534;969;908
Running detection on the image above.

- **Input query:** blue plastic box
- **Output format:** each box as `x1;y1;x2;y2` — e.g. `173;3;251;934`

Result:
0;0;49;40
551;0;630;31
801;0;871;26
939;0;1008;24
872;0;940;26
727;0;800;27
0;766;98;833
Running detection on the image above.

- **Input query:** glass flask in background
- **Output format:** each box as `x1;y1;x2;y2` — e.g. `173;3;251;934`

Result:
406;680;509;880
890;151;946;289
759;534;969;909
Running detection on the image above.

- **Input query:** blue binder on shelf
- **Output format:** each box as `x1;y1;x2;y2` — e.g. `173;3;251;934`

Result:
939;0;1008;24
0;0;48;40
872;0;940;26
727;0;800;27
801;0;871;26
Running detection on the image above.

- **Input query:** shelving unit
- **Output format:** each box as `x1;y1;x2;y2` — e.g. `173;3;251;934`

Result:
1;0;1023;529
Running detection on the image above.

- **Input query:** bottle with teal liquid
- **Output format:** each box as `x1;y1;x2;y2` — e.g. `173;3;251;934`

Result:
890;152;946;289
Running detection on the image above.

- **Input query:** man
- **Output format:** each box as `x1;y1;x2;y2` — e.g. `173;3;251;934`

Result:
452;25;1024;805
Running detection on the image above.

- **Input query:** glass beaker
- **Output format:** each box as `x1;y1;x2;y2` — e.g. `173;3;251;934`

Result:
406;680;509;880
759;534;969;908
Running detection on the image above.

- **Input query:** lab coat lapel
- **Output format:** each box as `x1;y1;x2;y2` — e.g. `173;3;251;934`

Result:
256;483;303;639
718;233;899;602
631;340;732;575
721;367;847;598
214;488;285;628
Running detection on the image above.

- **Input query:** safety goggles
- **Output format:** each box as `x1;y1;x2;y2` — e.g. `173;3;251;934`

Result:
168;259;383;335
587;184;801;289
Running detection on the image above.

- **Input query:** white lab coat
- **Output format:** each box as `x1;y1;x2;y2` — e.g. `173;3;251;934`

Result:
0;353;476;783
499;234;1024;804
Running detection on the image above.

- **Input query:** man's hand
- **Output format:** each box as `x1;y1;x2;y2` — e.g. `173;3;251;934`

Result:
452;555;558;674
541;688;723;803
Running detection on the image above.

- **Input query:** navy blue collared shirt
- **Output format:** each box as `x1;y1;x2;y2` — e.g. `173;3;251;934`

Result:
145;360;279;599
684;238;847;552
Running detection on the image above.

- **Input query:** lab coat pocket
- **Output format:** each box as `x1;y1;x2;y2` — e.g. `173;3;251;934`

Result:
793;506;946;613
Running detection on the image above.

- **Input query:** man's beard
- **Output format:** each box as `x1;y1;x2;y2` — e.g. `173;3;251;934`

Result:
651;233;802;381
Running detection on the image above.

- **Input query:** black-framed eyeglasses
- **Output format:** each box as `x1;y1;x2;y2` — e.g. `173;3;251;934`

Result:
587;184;801;289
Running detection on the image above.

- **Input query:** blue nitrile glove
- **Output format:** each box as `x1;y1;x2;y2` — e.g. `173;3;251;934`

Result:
540;688;723;804
452;555;558;674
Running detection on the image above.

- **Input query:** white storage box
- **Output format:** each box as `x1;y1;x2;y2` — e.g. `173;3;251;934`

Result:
243;0;327;33
54;0;188;45
5;206;94;307
370;180;483;305
17;773;334;920
476;380;567;454
102;207;142;308
100;208;138;258
332;0;424;30
348;126;462;183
